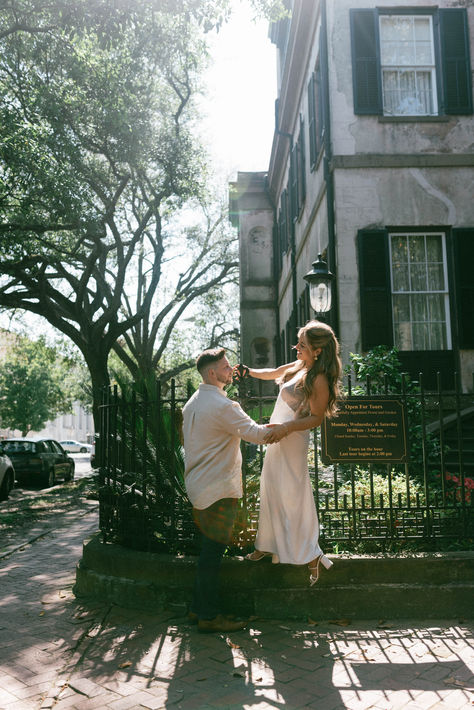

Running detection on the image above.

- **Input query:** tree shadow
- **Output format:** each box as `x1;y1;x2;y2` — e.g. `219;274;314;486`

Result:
46;606;474;709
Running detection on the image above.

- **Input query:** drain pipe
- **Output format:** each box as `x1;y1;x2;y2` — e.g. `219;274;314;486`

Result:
321;0;339;335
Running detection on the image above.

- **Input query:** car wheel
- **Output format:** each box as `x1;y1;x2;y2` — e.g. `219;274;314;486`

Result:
80;447;87;453
42;468;55;489
0;470;13;501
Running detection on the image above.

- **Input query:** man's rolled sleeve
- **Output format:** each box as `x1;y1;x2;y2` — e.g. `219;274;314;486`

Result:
220;400;268;444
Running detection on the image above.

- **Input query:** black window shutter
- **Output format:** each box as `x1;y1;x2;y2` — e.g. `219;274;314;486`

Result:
298;116;306;209
439;9;473;115
453;228;474;348
290;145;298;221
279;190;288;257
308;73;317;167
350;9;382;115
358;229;393;350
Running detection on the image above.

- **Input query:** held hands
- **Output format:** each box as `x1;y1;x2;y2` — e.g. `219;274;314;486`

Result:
263;423;289;444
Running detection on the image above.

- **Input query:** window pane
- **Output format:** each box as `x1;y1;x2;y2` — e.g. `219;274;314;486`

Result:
409;234;425;263
427;263;445;290
427;293;444;322
411;263;427;291
393;265;409;291
414;17;431;41
411;294;428;321
394;322;413;350
391;234;408;262
430;322;447;350
425;234;443;260
413;322;429;349
393;294;410;322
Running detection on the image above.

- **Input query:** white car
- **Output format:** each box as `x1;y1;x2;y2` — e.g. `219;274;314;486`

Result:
59;440;92;454
0;443;15;500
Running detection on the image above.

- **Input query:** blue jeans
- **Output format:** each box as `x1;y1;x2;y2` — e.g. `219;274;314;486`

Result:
191;498;237;620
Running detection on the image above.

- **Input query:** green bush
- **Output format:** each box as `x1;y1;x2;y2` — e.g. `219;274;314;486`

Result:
346;346;441;486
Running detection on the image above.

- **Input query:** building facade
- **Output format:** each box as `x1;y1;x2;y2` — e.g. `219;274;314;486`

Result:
230;0;474;391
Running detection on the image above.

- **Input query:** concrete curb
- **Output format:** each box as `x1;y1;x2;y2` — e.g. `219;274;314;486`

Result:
74;533;474;620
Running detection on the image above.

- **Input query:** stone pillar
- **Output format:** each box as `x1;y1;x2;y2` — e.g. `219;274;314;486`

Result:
229;172;277;387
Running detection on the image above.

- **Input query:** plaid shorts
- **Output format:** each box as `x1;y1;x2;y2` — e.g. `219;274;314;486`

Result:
192;498;238;545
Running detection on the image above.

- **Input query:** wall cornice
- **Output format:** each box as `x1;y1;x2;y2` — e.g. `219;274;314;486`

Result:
331;154;474;169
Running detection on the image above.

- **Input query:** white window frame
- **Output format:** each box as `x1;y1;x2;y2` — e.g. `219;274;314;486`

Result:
379;14;439;116
389;231;452;351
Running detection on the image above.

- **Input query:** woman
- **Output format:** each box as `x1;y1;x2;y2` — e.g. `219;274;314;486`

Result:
238;320;342;585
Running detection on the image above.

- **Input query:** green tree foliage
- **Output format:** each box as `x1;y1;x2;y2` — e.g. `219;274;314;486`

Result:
0;336;72;436
0;0;240;427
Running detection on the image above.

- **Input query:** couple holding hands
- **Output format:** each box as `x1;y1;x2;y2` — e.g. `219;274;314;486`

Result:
182;320;342;633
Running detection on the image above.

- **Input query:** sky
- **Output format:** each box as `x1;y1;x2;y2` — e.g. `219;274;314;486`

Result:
199;1;277;180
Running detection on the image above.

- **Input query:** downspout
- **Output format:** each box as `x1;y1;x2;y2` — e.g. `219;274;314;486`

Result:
321;0;339;335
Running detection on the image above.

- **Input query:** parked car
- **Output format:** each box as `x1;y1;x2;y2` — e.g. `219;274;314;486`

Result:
59;439;92;454
2;438;74;488
0;442;15;501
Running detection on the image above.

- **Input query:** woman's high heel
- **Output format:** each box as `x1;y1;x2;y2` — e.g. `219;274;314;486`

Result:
245;550;272;561
308;554;333;586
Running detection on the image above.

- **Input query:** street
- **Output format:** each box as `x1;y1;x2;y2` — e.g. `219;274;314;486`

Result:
67;453;94;481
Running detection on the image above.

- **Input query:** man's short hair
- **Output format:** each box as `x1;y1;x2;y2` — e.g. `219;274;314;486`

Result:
196;347;226;375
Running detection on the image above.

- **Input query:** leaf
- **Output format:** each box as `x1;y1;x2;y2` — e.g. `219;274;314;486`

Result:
226;638;240;649
308;617;318;626
329;619;351;627
118;661;132;669
443;677;466;687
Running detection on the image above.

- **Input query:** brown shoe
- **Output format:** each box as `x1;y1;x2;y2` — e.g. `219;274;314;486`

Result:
188;611;198;624
198;614;247;633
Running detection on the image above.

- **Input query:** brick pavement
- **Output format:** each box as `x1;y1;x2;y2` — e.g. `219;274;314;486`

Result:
0;507;473;709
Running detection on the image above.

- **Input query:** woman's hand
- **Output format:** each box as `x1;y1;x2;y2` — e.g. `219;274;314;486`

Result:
232;364;249;381
263;423;289;444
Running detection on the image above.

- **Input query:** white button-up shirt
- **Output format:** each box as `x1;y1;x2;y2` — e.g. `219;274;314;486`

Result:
183;383;268;510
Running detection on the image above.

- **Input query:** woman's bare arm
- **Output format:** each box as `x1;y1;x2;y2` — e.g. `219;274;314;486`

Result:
263;374;329;443
237;361;298;381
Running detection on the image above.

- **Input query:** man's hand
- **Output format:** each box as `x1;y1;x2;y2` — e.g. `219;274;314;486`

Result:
263;423;288;444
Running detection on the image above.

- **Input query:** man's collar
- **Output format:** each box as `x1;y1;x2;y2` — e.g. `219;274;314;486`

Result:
199;383;228;397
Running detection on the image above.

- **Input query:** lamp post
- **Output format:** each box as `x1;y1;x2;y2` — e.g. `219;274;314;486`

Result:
303;253;335;320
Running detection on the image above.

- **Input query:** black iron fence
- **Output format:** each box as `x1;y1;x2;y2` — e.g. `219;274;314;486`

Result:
97;373;474;554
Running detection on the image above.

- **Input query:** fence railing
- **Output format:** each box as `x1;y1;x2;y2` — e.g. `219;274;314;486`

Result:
97;373;474;554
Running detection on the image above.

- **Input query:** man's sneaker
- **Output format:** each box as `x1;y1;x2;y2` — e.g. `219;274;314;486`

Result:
197;614;247;633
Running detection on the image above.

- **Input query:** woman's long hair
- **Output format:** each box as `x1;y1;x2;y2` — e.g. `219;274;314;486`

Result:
279;320;342;418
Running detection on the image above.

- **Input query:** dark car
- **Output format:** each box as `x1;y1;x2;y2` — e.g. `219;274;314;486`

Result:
2;438;74;488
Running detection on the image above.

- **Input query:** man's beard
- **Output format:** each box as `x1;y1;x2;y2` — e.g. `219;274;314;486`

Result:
216;373;232;385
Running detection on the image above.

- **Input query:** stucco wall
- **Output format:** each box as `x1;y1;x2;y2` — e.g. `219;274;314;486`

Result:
327;0;474;158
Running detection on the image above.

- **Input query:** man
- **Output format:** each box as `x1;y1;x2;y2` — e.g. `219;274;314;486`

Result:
182;347;271;633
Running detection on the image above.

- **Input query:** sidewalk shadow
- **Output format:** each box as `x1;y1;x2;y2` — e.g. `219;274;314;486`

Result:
65;605;474;709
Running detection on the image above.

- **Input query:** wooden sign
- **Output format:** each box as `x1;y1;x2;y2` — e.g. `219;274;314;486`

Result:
321;397;408;463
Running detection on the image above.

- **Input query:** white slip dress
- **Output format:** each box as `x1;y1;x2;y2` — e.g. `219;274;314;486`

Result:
254;370;323;565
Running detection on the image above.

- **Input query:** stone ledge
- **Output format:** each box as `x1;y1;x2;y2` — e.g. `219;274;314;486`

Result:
74;533;474;620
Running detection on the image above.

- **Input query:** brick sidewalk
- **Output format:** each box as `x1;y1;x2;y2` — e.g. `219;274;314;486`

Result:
0;509;473;710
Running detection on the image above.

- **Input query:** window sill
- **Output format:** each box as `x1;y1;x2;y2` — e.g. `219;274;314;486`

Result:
379;115;451;123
